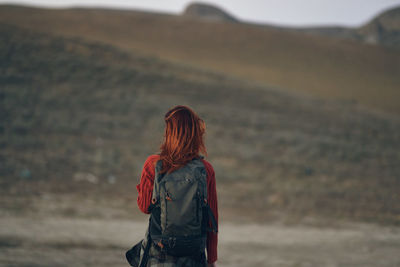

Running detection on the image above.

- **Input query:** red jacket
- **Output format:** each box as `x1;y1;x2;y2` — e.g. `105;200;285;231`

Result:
136;155;218;264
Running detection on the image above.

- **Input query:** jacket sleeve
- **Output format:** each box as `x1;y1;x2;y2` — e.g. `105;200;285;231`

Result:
136;155;158;214
203;160;218;264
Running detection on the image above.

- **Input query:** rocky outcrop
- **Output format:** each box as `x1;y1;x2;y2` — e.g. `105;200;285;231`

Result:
182;2;238;23
357;6;400;46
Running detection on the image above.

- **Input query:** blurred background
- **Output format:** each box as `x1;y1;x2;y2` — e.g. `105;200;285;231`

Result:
0;0;400;266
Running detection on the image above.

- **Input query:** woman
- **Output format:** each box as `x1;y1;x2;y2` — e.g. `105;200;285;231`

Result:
136;105;218;267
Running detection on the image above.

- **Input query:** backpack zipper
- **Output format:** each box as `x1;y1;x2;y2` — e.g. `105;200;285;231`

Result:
196;191;200;223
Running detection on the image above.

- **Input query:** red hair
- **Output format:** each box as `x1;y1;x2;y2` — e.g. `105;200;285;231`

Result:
159;105;207;174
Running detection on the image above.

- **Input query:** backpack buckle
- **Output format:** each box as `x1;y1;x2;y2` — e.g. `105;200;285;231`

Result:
168;237;176;249
166;192;173;201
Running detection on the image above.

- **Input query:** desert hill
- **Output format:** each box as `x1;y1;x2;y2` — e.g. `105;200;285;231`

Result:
1;23;399;225
293;5;400;48
182;3;400;49
181;2;400;49
0;4;399;114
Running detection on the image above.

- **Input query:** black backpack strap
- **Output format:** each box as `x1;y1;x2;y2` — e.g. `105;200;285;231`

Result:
151;160;164;209
140;160;164;266
205;203;218;233
139;217;153;267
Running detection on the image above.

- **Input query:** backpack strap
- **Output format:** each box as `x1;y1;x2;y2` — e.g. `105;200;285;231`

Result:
149;160;163;212
205;203;218;233
138;217;152;267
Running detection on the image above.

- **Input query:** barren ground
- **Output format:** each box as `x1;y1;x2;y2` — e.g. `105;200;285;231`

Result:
1;212;399;267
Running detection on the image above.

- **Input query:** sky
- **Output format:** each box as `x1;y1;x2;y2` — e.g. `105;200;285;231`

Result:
1;0;400;27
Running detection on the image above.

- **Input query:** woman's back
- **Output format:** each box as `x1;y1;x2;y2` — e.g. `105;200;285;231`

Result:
136;106;218;266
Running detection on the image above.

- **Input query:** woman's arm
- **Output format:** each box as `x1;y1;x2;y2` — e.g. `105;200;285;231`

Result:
202;159;218;264
136;155;159;214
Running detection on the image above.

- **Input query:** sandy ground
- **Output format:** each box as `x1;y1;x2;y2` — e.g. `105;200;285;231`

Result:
0;215;399;267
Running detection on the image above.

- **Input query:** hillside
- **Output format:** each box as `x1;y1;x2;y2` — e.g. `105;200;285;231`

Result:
357;6;400;47
294;5;400;48
181;2;400;49
0;5;399;114
1;23;399;225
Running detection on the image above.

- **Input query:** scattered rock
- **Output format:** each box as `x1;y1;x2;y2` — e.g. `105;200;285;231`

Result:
95;137;103;146
73;172;99;184
107;174;116;184
19;168;31;179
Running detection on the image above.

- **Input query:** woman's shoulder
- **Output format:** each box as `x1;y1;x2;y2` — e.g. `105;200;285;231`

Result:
200;158;214;174
144;154;160;167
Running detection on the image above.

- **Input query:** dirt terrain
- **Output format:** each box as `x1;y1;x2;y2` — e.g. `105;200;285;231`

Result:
0;191;399;267
1;214;399;267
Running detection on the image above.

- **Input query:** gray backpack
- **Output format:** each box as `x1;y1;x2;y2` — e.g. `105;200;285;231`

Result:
148;157;217;257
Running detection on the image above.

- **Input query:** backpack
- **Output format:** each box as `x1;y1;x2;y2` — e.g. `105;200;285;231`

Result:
148;157;217;257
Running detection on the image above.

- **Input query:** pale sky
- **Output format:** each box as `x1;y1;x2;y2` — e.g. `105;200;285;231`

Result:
1;0;400;27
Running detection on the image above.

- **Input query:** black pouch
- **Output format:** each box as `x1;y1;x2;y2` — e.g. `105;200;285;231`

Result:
162;236;206;257
126;239;143;267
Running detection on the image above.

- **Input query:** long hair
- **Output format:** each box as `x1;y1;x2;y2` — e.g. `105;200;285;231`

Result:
159;105;207;174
